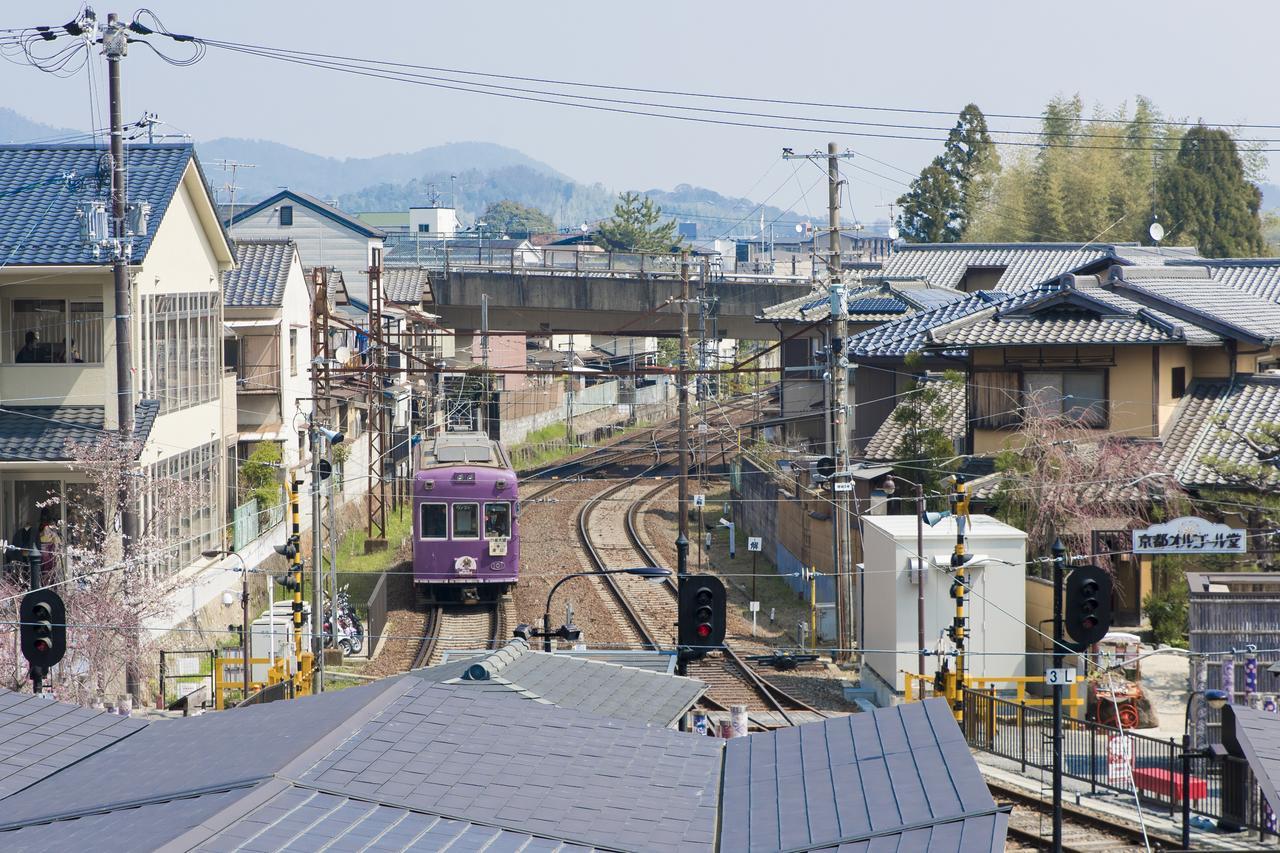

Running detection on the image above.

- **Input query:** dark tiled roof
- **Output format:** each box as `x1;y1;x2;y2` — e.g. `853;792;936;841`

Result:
863;378;965;461
1109;265;1280;344
0;690;146;802
1179;258;1280;303
0;144;195;266
879;242;1200;292
0;400;159;462
846;291;1007;358
412;637;706;727
759;282;964;323
1224;704;1280;823
380;265;432;305
720;699;1008;852
222;239;295;307
1156;375;1280;487
226;189;387;239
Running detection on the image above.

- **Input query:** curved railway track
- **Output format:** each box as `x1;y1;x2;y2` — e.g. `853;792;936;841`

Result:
575;465;820;725
413;601;507;669
990;781;1179;852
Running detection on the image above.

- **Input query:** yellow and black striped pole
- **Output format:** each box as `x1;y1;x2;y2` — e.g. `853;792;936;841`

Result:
289;478;310;695
948;477;970;723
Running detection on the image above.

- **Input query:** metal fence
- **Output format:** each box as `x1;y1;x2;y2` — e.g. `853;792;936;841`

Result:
232;498;286;552
962;689;1274;837
235;679;293;707
366;571;388;656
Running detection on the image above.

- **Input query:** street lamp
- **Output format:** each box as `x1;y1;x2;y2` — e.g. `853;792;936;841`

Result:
1181;687;1230;849
202;548;255;701
540;567;672;652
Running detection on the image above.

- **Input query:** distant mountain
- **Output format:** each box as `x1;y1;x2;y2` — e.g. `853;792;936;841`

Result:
0;108;82;144
198;138;570;202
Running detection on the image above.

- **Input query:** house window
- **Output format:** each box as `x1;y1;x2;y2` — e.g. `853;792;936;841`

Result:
279;205;293;226
418;223;430;233
140;292;220;414
289;329;298;377
9;299;104;364
1171;366;1186;399
144;440;220;572
224;337;240;373
971;371;1022;428
1024;371;1107;427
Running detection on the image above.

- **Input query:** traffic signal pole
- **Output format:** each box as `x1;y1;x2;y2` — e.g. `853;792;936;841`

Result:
948;477;970;723
1051;538;1066;853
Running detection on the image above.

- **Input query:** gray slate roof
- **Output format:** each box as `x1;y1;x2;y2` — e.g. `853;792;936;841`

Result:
847;292;1006;359
222;239;295;307
863;379;966;462
0;144;203;266
1170;258;1280;303
1108;265;1280;344
226;189;387;239
0;400;159;462
1155;375;1280;487
414;637;706;727
879;242;1200;293
1224;704;1280;822
720;699;1008;852
0;690;146;801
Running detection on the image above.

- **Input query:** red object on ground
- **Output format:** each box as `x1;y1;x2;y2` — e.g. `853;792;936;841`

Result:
1130;767;1208;803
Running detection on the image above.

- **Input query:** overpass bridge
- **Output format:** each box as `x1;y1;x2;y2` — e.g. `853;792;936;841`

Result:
414;249;816;339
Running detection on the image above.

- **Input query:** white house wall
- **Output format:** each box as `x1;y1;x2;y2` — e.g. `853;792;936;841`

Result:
229;205;380;299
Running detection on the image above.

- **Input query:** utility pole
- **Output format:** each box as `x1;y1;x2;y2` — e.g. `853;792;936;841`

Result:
676;250;691;677
311;425;324;692
1051;538;1066;852
365;250;388;548
103;12;142;700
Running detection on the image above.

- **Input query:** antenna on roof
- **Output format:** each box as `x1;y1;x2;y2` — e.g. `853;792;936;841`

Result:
1149;218;1165;244
213;159;257;232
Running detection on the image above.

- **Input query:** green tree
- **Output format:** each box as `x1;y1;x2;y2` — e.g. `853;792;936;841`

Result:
238;442;282;510
896;159;961;243
594;191;681;252
479;199;556;236
1160;125;1266;257
897;105;999;242
891;353;963;494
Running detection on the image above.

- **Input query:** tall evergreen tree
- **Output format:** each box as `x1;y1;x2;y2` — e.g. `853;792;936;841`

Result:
1160;125;1266;257
897;104;998;242
594;191;681;252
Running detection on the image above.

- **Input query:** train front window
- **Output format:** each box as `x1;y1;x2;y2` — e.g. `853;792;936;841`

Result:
420;503;447;540
453;502;480;539
484;502;511;539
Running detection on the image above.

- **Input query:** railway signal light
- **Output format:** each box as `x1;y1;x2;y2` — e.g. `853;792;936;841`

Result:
679;575;726;656
274;537;298;561
20;589;66;670
1064;564;1113;647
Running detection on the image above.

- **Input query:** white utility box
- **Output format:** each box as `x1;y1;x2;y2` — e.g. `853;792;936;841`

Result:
859;513;1026;704
249;600;310;684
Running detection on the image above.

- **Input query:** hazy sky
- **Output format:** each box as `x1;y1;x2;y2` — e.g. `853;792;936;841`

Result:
4;1;1278;221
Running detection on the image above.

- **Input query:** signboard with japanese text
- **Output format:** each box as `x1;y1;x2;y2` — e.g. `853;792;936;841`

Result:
1131;516;1246;554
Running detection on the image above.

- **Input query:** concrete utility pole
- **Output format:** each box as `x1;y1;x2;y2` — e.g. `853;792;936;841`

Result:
826;141;853;662
676;251;691;677
103;12;142;699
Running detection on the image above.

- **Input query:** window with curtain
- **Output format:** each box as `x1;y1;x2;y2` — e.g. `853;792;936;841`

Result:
971;371;1021;429
1023;371;1107;428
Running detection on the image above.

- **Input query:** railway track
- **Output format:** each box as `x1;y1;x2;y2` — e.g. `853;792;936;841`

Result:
990;781;1180;852
574;464;820;725
413;600;507;669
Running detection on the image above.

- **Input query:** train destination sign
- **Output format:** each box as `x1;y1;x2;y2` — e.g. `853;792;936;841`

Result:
1131;516;1246;555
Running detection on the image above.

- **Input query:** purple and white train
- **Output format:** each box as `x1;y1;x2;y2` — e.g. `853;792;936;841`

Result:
412;431;519;602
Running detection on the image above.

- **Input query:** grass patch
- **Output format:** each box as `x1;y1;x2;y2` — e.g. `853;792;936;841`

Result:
511;420;652;472
300;509;414;611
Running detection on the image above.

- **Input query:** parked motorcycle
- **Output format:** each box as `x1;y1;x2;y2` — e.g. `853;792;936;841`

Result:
324;585;364;655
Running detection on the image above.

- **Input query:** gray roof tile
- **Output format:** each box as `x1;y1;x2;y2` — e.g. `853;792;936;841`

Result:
0;400;158;462
381;266;432;305
223;239;296;308
0;144;200;266
1156;375;1280;487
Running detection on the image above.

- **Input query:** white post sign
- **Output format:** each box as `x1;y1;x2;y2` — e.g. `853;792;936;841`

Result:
1045;668;1077;686
749;601;760;636
747;537;763;552
692;494;705;507
1132;516;1246;554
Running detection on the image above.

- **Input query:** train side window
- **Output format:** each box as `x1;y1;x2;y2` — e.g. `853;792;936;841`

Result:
453;502;480;539
420;503;447;540
484;502;511;539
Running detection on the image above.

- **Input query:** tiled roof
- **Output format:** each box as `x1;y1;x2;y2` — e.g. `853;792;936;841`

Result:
862;378;965;461
759;282;964;323
413;637;706;727
1108;265;1280;344
720;699;1008;852
1224;704;1280;826
0;400;159;462
0;144;195;266
380;265;432;305
1156;375;1280;487
0;690;146;802
846;291;1007;358
226;189;387;239
931;309;1184;347
1180;258;1280;303
880;242;1200;292
222;239;295;307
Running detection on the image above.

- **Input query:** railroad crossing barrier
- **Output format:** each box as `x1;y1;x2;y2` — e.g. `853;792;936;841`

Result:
213;651;296;710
